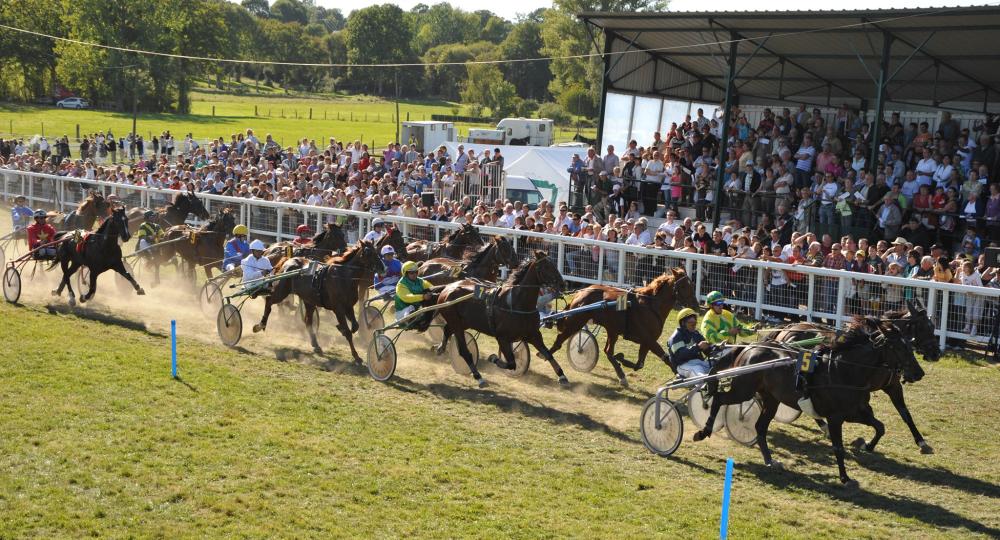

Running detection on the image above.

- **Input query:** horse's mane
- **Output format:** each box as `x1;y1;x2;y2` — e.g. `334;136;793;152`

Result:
836;317;890;349
329;242;364;264
504;256;537;286
77;192;101;214
882;309;907;320
94;213;112;235
467;240;494;266
636;268;683;296
202;211;230;232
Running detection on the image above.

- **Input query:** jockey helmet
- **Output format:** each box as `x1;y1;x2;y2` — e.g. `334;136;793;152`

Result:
33;209;47;218
371;217;385;228
232;224;248;236
249;239;266;251
677;308;698;323
401;261;419;274
296;224;313;235
705;290;725;306
381;245;395;256
143;210;155;220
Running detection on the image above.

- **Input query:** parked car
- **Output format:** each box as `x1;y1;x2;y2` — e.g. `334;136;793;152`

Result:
56;97;89;109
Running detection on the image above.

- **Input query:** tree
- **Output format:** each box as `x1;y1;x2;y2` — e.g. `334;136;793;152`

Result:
312;7;345;31
423;42;478;100
345;4;413;95
497;21;549;100
241;0;269;18
271;0;309;25
462;64;518;118
0;0;64;100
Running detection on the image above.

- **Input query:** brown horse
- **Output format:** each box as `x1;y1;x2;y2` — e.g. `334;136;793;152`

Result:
765;299;940;453
434;251;566;387
263;223;348;266
253;241;384;361
419;236;520;286
405;222;486;262
545;267;699;387
50;191;108;231
160;209;236;281
127;192;210;233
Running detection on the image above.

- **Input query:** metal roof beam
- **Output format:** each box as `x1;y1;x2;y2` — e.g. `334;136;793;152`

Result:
733;33;773;79
609;56;656;85
736;58;781;91
604;31;644;77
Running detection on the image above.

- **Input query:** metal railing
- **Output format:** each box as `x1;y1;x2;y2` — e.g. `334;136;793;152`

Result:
3;168;997;350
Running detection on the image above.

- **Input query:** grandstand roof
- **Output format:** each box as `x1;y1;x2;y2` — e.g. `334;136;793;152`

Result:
578;6;1000;110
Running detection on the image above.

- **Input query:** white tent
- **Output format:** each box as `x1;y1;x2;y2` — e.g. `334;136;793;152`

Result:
503;149;577;205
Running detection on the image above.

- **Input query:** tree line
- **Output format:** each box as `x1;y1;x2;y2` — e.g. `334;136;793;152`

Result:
0;0;663;119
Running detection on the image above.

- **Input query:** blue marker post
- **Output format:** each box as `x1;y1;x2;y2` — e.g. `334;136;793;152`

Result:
170;320;178;379
719;457;734;539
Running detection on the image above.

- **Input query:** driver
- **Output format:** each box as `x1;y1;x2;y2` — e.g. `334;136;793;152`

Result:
363;217;386;243
135;211;164;252
293;224;313;246
394;261;433;322
11;195;34;233
241;239;273;292
669;308;712;378
700;290;755;345
224;224;250;271
374;245;402;297
27;209;57;260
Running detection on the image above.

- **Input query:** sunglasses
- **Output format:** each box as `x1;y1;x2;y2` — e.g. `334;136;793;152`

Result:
711;301;725;306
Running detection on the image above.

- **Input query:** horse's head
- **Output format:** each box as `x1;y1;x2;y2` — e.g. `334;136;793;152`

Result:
456;223;486;246
877;321;924;384
317;223;347;253
358;240;385;274
670;267;698;309
905;299;941;361
185;194;210;220
382;226;407;255
91;193;109;216
493;236;520;268
530;250;564;291
218;209;236;234
111;206;131;243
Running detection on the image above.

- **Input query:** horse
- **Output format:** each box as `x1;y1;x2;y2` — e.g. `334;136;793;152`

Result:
50;206;145;306
263;223;348;266
419;236;520;286
405;223;487;262
691;318;923;487
434;251;567;387
50;191;108;231
160;209;236;281
765;299;941;453
253;241;384;361
545;268;699;387
128;192;211;232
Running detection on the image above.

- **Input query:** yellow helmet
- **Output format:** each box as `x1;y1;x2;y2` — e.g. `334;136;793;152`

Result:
401;261;420;274
232;224;248;236
677;308;698;323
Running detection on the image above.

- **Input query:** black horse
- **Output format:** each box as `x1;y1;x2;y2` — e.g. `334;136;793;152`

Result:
405;223;487;262
767;299;941;453
128;192;211;232
253;241;384;361
51;206;145;306
435;251;567;387
263;223;348;266
419;236;520;286
692;318;923;486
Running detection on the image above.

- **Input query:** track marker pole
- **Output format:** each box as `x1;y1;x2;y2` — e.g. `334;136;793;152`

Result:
171;320;178;379
720;457;734;539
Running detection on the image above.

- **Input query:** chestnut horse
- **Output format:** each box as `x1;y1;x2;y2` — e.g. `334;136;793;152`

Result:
160;209;236;281
51;191;108;231
546;267;699;387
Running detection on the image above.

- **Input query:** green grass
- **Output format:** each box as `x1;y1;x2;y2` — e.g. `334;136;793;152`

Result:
0;289;997;537
0;91;595;150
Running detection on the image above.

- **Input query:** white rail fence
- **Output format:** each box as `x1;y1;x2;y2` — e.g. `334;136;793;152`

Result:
3;169;997;351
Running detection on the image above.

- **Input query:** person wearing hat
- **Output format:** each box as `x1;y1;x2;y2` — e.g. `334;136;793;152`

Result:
224;224;250;271
11;195;34;233
374;245;402;296
700;291;754;345
364;217;386;243
241;239;273;288
395;261;433;322
135;210;164;252
27;209;57;259
668;308;711;378
293;224;313;246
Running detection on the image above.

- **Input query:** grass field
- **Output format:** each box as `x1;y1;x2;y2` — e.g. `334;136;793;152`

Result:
0;240;998;537
0;91;596;150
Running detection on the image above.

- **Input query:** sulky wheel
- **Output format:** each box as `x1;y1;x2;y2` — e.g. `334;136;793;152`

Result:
501;341;531;378
366;334;397;382
687;389;726;433
724;397;763;447
640;396;684;457
3;266;21;304
216;304;243;348
424;315;445;346
447;330;480;375
773;403;802;424
199;281;224;317
0;243;6;271
566;329;599;373
357;306;384;347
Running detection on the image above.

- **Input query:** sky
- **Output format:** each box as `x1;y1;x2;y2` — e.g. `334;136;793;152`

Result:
304;0;997;23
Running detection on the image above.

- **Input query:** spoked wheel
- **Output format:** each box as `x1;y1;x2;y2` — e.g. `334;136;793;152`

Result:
216;304;243;347
358;306;384;346
640;397;684;457
297;301;320;334
774;403;802;424
424;315;445;346
0;243;6;271
199;280;224;317
724;397;763;446
3;266;21;304
115;260;136;294
566;329;599;373
546;296;596;334
687;389;726;433
501;341;531;378
447;330;479;375
366;334;397;382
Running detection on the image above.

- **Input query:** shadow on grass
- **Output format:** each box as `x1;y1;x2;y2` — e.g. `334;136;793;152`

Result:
853;449;1000;499
744;461;1000;537
44;303;167;338
173;376;198;393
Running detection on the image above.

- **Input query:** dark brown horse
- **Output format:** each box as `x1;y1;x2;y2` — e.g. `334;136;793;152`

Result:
127;192;211;232
545;267;699;387
435;251;566;387
405;223;486;262
50;206;145;305
253;241;384;361
160;209;236;281
692;318;923;486
51;191;108;231
419;236;520;286
263;223;348;266
765;299;940;453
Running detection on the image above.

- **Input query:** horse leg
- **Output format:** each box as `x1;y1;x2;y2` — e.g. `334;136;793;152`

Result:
452;326;486;387
825;416;856;487
111;259;144;295
602;333;629;387
756;394;782;468
692;388;747;442
618;344;649;372
883;383;933;454
490;339;518;371
548;314;587;354
254;278;292;333
527;332;568;385
848;403;886;454
254;297;275;334
82;271;98;302
435;325;452;355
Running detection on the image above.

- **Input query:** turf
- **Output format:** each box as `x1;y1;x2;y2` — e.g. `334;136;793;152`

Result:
0;290;997;538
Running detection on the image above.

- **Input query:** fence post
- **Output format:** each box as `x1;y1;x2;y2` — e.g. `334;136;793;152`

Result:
276;207;283;240
556;242;565;274
76;124;80;140
597;248;605;284
617;249;626;287
309;108;312;120
938;289;949;350
806;274;816;323
695;260;703;299
835;276;847;327
254;105;258;116
212;106;215;117
754;267;765;319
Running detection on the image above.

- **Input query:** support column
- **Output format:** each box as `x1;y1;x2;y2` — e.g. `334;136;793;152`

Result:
867;32;893;176
595;33;614;150
711;33;738;229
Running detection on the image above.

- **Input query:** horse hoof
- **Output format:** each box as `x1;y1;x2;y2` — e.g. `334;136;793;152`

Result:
353;357;363;365
136;288;146;296
851;437;867;451
767;460;784;470
477;378;488;388
841;478;859;489
50;290;59;297
487;354;500;366
252;324;264;333
68;297;76;307
692;430;708;442
618;377;629;388
558;375;569;386
919;441;935;455
313;347;324;355
435;345;446;356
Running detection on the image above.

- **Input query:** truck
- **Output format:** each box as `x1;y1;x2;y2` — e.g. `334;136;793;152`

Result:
400;121;455;153
464;118;555;147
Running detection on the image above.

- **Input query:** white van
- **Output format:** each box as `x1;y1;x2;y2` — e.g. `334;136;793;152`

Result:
504;175;545;209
